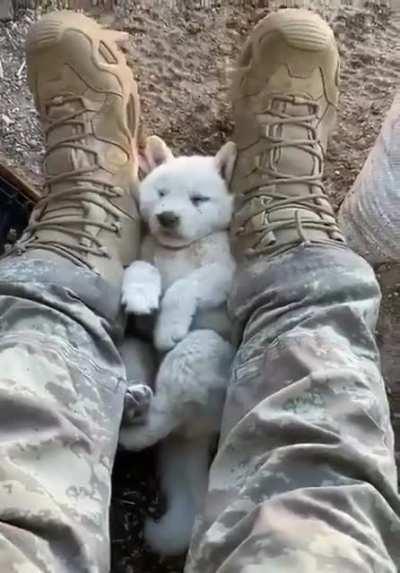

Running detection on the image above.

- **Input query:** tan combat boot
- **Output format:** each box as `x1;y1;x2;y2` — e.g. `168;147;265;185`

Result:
230;9;345;260
15;11;141;287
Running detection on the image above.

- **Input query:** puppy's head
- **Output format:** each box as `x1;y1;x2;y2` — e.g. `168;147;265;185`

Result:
138;136;237;248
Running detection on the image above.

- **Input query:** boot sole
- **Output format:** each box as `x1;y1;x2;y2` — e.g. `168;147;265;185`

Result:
25;10;140;141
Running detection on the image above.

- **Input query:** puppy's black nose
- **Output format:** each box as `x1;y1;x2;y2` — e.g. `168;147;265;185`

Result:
157;211;180;229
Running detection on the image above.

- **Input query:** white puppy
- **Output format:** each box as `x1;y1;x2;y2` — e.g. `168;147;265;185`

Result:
119;136;237;556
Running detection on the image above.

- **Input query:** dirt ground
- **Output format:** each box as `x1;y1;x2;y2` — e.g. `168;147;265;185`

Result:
1;1;400;572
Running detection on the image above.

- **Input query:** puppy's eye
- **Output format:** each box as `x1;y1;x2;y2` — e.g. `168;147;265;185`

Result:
191;195;210;206
158;189;167;198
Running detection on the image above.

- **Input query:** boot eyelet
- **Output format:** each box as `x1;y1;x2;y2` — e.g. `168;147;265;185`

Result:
112;222;121;235
99;246;110;258
254;156;262;170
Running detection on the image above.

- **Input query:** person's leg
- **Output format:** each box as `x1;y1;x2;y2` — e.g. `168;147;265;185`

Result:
0;11;141;572
186;9;400;573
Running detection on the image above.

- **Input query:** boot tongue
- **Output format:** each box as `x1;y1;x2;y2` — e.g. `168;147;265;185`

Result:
272;99;319;198
45;96;94;201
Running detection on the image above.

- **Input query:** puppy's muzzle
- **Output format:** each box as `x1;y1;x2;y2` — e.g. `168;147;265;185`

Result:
157;211;180;229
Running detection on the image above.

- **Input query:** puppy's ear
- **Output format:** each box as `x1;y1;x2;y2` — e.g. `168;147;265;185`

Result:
214;141;237;185
139;135;174;175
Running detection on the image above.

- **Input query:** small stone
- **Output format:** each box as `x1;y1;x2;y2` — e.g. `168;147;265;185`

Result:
2;113;12;126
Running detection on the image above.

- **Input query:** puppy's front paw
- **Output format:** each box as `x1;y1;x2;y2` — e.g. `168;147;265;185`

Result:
122;383;153;426
154;315;191;352
122;261;161;315
122;286;159;315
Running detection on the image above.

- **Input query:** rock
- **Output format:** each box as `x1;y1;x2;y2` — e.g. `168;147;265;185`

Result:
0;0;13;21
2;113;13;127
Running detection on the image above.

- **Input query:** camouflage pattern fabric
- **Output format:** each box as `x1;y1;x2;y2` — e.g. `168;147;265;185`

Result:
0;246;399;572
186;244;400;572
0;252;126;572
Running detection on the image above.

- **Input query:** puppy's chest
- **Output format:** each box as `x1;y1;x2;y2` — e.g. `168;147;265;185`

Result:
153;245;204;290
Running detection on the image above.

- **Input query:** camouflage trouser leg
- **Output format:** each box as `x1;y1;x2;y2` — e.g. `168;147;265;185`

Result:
0;254;126;573
186;245;400;573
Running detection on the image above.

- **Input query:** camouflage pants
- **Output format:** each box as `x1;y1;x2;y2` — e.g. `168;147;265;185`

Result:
0;253;126;573
186;244;400;572
0;245;399;572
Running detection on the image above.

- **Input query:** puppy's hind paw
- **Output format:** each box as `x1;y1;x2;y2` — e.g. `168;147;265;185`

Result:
122;383;153;426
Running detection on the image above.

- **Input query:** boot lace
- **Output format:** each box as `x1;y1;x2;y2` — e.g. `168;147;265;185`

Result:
18;95;124;268
235;96;344;252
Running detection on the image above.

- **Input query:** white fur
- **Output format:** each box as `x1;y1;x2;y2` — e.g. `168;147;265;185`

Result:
144;435;211;555
140;156;233;248
120;137;237;556
122;261;161;315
